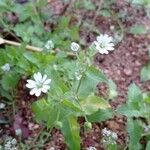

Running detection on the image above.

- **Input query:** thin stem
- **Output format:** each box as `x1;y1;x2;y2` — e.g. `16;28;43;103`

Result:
109;10;124;41
88;0;103;34
0;16;22;42
74;95;88;122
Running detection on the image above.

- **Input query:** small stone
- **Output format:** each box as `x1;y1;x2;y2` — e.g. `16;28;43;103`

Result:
28;123;34;130
34;124;40;129
123;68;132;76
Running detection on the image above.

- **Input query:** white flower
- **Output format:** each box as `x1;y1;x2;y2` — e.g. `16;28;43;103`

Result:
93;34;114;54
45;40;54;50
0;103;5;109
1;63;10;72
26;72;51;97
87;146;97;150
71;42;80;52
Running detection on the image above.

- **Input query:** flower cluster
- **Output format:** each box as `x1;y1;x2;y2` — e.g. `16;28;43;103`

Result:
101;128;118;147
4;137;18;150
86;146;97;150
102;128;118;140
26;72;51;97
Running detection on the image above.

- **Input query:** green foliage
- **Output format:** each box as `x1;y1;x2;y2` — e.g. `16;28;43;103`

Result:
62;116;81;150
141;64;150;81
127;118;143;150
1;0;150;149
118;83;150;150
129;24;147;34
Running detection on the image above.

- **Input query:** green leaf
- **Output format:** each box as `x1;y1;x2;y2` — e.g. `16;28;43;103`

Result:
32;99;58;128
62;116;81;150
117;84;143;117
129;24;147;34
87;108;114;122
80;94;110;115
23;52;39;65
75;0;96;10
117;104;142;117
1;71;20;91
62;99;81;113
127;118;142;150
128;83;142;104
108;79;117;99
146;141;150;150
78;66;107;99
141;64;150;81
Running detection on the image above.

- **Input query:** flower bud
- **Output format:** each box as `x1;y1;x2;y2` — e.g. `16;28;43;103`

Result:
84;122;92;129
55;121;62;128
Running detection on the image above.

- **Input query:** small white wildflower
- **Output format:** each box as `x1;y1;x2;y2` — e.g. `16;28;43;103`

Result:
1;63;10;72
87;146;97;150
71;42;80;52
26;72;51;97
45;40;54;50
15;128;22;136
0;103;5;109
93;34;114;54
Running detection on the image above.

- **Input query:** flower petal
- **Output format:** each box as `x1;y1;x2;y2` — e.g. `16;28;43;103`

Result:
42;74;47;82
42;85;50;93
44;79;51;85
26;80;36;88
35;89;42;97
30;88;37;95
34;72;42;82
106;46;114;51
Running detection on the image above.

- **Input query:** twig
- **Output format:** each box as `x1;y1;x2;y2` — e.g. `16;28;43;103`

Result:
88;0;103;34
0;38;42;52
0;37;76;57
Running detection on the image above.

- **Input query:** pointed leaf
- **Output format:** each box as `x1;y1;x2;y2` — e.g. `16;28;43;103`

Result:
78;66;107;99
80;94;110;115
62;116;81;150
87;108;114;122
127;118;142;150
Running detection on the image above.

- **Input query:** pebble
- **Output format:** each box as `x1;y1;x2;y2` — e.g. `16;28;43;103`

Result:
123;68;132;76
